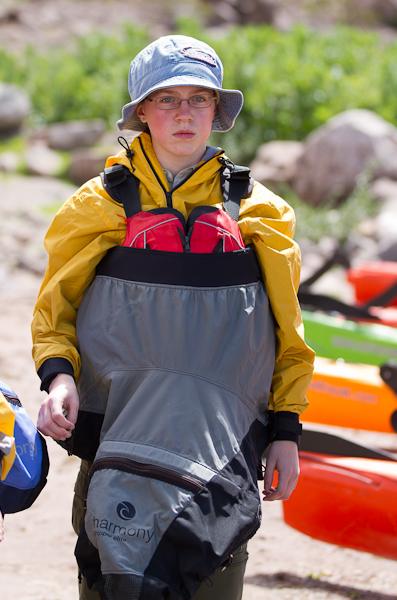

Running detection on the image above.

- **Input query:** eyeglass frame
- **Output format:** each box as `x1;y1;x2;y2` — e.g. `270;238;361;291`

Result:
145;91;218;111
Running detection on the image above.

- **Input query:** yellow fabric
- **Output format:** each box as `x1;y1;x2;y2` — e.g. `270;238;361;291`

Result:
0;392;16;481
32;132;314;414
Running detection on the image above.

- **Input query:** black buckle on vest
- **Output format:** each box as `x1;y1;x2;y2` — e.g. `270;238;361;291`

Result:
104;164;127;187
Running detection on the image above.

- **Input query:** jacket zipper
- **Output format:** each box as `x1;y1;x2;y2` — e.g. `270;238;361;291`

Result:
91;457;204;494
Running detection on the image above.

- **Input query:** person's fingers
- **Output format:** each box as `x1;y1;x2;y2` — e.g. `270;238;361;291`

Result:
37;400;72;440
262;441;300;501
263;462;275;494
64;395;79;426
51;405;75;431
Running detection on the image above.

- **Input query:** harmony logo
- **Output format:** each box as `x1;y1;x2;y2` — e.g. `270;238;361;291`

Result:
117;501;136;521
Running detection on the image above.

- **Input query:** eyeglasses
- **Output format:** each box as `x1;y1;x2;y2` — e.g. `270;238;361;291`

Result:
146;93;217;110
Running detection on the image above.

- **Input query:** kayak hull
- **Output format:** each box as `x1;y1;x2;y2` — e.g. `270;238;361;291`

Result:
282;452;397;561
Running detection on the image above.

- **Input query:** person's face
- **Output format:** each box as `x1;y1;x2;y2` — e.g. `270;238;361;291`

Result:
136;86;217;170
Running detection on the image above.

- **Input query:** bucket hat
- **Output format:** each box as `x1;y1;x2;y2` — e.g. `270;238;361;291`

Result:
117;35;243;133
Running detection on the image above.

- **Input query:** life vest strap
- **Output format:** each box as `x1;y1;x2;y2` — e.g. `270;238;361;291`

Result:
102;164;141;218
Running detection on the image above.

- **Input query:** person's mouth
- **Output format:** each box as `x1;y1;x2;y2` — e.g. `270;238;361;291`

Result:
173;129;195;139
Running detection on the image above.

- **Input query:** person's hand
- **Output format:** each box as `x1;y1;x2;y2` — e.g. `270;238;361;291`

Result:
262;440;299;501
37;373;79;441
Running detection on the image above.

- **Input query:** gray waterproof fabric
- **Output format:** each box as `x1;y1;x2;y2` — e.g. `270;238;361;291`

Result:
75;273;275;592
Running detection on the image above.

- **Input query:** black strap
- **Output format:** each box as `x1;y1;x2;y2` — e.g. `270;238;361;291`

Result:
300;245;351;288
298;288;379;321
363;279;397;308
101;164;141;218
299;428;397;460
219;159;252;222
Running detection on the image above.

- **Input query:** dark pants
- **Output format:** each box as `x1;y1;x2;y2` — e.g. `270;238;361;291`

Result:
72;460;248;600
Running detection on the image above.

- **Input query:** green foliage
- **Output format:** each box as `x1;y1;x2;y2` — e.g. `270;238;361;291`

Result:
0;20;397;166
0;25;151;128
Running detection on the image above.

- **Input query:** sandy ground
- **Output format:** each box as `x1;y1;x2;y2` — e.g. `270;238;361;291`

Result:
0;176;397;600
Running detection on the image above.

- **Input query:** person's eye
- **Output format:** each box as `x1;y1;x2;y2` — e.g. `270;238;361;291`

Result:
192;95;207;104
158;96;177;105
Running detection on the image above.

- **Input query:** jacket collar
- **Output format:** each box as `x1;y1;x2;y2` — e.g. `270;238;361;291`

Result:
107;133;224;189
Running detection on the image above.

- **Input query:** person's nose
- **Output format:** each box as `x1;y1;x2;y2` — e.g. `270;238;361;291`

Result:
175;99;194;121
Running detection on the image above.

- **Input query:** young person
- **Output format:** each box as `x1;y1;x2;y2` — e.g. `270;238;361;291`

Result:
32;35;314;600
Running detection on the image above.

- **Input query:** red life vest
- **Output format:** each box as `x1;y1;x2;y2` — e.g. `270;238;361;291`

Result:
122;206;245;253
102;159;252;254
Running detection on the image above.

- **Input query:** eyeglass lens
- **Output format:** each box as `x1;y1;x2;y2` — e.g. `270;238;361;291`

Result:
151;94;215;110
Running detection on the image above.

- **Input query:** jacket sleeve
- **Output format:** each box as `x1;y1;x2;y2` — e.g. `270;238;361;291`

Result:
31;177;126;383
238;181;315;417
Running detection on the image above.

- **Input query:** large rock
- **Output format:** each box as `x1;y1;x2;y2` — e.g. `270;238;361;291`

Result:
0;151;20;173
68;148;108;185
368;0;397;26
32;119;107;151
0;82;31;136
25;142;63;177
292;110;397;206
204;0;276;25
249;140;304;189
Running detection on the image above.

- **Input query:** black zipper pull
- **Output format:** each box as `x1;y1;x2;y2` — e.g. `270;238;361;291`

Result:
165;190;173;208
117;136;135;171
117;136;134;159
184;225;195;253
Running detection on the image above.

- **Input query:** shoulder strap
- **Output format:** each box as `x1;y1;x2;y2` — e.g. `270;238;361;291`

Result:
219;158;253;222
102;160;254;222
101;164;141;218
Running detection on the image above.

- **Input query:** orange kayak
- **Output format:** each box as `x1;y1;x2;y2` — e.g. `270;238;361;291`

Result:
282;451;397;560
302;357;397;433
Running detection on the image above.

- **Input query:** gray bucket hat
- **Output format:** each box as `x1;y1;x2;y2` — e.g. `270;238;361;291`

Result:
117;35;243;133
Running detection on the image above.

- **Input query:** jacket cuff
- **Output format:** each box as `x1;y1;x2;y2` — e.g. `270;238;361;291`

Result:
271;411;302;445
37;358;75;393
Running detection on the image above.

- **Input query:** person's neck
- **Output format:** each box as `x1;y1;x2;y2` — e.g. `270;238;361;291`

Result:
152;145;207;179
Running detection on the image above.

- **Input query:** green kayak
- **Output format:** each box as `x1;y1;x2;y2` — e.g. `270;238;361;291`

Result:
302;309;397;366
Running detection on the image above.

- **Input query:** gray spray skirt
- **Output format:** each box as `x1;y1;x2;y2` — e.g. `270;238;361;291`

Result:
74;246;276;600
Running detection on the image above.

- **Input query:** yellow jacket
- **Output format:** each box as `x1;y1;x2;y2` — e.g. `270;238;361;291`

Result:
0;392;16;481
32;132;314;415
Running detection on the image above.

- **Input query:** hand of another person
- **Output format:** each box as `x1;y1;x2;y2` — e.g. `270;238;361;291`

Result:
262;440;299;501
37;373;79;441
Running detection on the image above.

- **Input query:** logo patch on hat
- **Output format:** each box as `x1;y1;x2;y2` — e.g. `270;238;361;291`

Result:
182;47;217;67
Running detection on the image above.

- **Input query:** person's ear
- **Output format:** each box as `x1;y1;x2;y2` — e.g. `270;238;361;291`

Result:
136;103;146;123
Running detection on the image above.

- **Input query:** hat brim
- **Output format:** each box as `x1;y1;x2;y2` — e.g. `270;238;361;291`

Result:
116;75;243;133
